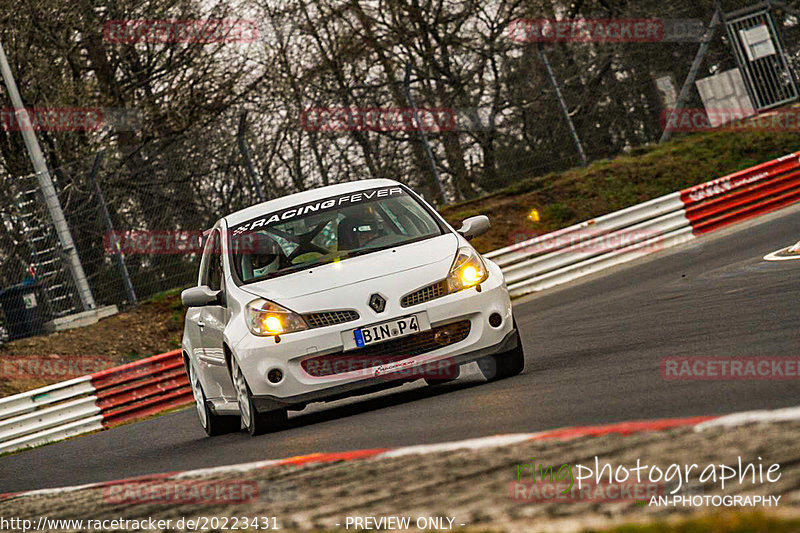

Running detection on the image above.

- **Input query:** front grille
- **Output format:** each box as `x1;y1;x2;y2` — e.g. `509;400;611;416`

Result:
401;280;448;307
301;320;471;377
304;310;360;329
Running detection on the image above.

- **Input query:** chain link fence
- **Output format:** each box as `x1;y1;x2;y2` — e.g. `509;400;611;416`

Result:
0;129;262;340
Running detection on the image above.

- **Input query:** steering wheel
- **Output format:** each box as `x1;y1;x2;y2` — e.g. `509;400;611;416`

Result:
269;221;331;262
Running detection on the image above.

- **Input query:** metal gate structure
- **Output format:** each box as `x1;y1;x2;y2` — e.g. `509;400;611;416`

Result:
723;3;799;111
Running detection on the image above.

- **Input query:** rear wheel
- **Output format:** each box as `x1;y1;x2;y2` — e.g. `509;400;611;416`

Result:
189;359;240;436
232;359;288;436
478;322;525;382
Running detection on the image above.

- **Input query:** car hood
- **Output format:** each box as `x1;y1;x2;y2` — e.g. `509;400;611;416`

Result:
239;233;459;303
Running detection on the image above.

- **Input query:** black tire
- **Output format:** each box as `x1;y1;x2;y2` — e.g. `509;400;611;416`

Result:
189;359;240;436
233;359;288;436
203;399;242;436
478;325;525;382
248;404;289;437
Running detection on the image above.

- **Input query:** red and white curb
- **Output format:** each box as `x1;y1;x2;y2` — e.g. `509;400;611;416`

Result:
0;350;190;455
3;405;798;503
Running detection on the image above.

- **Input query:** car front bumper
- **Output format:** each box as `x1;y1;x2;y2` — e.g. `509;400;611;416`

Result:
230;262;514;412
251;326;518;412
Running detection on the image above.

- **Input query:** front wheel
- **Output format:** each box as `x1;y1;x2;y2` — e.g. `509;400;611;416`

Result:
189;359;240;436
478;324;525;381
232;359;288;436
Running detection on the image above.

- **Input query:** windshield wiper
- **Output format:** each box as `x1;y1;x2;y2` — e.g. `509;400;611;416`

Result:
242;244;400;284
337;245;395;260
245;253;346;282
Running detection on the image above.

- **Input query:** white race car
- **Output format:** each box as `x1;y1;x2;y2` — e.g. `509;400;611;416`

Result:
181;179;524;436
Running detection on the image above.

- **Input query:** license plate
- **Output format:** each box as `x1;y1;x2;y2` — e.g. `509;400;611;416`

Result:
352;314;424;348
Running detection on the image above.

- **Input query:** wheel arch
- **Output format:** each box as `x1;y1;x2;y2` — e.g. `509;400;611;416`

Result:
181;349;191;374
223;343;235;380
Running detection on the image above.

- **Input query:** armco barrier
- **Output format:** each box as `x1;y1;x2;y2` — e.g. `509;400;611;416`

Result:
0;152;798;452
489;151;800;297
0;349;190;454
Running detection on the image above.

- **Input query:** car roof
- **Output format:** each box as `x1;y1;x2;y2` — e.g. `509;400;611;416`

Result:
222;178;403;227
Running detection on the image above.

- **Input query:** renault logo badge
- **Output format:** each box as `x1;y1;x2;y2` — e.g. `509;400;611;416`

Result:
369;293;386;313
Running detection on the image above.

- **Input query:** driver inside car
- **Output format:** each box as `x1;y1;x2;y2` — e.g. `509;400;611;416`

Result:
338;206;387;251
237;232;285;281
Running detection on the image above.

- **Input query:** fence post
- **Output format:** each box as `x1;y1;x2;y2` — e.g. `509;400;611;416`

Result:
237;111;266;202
538;43;588;167
89;151;137;305
404;62;448;204
0;41;97;311
660;7;721;143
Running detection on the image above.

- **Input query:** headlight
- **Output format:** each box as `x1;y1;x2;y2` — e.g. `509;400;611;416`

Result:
447;246;488;293
245;298;308;336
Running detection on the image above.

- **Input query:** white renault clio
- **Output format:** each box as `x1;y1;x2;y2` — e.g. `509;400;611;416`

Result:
181;179;524;436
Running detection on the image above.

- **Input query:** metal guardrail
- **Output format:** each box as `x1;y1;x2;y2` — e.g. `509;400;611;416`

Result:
488;151;800;297
1;151;799;453
0;350;189;454
682;152;800;233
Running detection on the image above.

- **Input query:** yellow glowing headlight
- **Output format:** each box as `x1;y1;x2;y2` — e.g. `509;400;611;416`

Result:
447;247;488;293
461;265;481;285
246;299;307;336
262;315;283;334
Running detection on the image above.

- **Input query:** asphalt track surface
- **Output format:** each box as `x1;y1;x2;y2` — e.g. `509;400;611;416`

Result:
3;204;799;493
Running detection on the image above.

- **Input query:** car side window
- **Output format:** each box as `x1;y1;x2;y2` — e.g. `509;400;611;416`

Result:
201;230;223;292
208;235;223;292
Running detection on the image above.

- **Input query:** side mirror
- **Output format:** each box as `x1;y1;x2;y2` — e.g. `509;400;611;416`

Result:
457;215;490;240
181;286;222;307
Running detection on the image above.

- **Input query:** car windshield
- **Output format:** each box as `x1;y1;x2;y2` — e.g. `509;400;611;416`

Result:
228;186;444;284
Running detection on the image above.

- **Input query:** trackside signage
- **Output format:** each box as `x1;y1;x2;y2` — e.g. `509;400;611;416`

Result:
231;186;404;236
